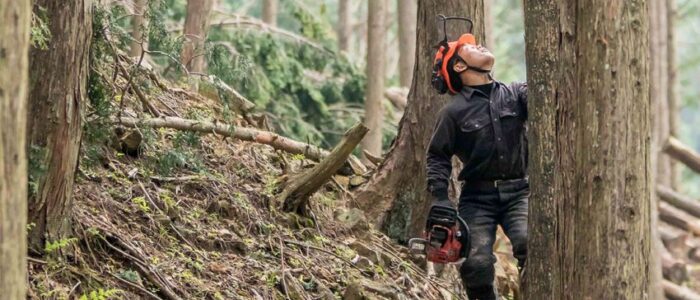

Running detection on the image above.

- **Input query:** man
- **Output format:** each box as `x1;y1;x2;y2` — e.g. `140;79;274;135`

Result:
426;36;528;300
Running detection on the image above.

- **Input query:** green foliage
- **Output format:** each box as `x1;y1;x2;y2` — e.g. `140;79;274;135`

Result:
28;145;48;196
117;269;141;283
78;288;122;300
44;237;78;253
31;8;51;49
131;196;151;213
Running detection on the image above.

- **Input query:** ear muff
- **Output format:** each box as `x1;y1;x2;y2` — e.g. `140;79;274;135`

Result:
431;33;477;95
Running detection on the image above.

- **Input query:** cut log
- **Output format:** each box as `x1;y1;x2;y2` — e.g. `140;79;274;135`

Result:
659;224;691;256
277;123;368;214
664;137;700;174
658;185;700;218
660;243;688;283
663;280;700;300
659;202;700;236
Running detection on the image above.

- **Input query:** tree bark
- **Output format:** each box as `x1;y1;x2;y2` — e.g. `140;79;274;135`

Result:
0;0;30;297
129;0;148;57
262;0;278;26
397;0;417;87
354;0;485;241
361;0;388;160
483;0;494;49
181;0;214;73
523;0;651;298
337;0;351;52
27;0;92;252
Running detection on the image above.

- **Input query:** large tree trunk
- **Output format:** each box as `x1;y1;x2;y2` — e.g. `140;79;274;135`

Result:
483;0;494;49
355;0;485;241
337;0;351;52
262;0;278;26
0;0;30;297
397;0;417;88
360;0;388;160
27;0;92;251
129;0;148;57
523;0;651;299
181;0;214;73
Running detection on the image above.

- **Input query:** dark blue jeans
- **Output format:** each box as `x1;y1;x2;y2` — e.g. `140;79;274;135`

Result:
458;180;529;300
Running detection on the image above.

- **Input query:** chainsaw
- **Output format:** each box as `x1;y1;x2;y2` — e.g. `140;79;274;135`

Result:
408;205;470;264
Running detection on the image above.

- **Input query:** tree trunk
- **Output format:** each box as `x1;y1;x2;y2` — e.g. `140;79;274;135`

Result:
262;0;278;26
483;0;494;49
649;0;671;296
523;0;651;298
397;0;417;87
129;0;148;57
27;0;92;251
0;0;30;297
667;0;680;190
360;0;388;160
181;0;214;73
354;0;485;241
337;0;351;52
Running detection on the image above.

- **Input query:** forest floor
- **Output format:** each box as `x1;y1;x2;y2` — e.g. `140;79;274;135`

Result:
25;55;520;299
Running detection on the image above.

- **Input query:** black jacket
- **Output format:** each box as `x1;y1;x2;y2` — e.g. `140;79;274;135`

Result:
426;81;528;200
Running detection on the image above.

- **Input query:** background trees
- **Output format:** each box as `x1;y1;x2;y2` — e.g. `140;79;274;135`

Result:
0;0;30;297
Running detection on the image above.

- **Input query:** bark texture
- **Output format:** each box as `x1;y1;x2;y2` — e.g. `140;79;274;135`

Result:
27;0;92;251
262;0;278;26
523;0;651;298
361;0;388;160
181;0;214;73
129;0;148;57
337;0;351;52
667;0;680;189
355;0;485;241
0;0;30;297
397;0;417;87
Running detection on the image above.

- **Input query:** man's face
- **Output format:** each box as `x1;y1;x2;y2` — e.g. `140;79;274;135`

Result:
455;44;495;71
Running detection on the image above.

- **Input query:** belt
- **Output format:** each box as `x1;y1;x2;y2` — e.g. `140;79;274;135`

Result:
463;177;529;189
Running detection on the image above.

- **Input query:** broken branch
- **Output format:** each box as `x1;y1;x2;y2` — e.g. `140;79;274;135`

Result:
277;123;368;213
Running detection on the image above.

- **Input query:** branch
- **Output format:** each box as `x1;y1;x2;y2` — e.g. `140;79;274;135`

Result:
211;16;332;54
384;87;408;111
277;123;368;213
658;185;700;219
659;201;700;236
664;136;700;174
118;116;322;161
664;280;700;300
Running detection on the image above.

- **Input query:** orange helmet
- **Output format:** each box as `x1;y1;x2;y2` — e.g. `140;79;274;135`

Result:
432;33;477;94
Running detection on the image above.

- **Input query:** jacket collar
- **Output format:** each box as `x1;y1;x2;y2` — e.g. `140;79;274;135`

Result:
460;81;498;100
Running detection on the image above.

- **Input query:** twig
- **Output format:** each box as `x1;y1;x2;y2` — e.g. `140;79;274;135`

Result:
279;239;291;300
27;257;48;265
67;281;81;299
110;272;165;300
282;239;370;276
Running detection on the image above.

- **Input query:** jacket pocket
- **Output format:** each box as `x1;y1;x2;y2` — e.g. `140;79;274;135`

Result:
460;115;491;133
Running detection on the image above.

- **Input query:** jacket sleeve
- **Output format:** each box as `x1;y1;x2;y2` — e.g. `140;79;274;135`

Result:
426;108;457;201
511;81;528;120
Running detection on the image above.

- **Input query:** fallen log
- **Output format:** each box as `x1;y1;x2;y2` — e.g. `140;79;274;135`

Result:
659;185;700;218
659;202;700;236
665;137;700;174
118;116;367;174
277;123;368;214
664;280;700;300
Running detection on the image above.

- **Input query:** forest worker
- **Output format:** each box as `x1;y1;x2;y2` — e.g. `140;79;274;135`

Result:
426;32;528;300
